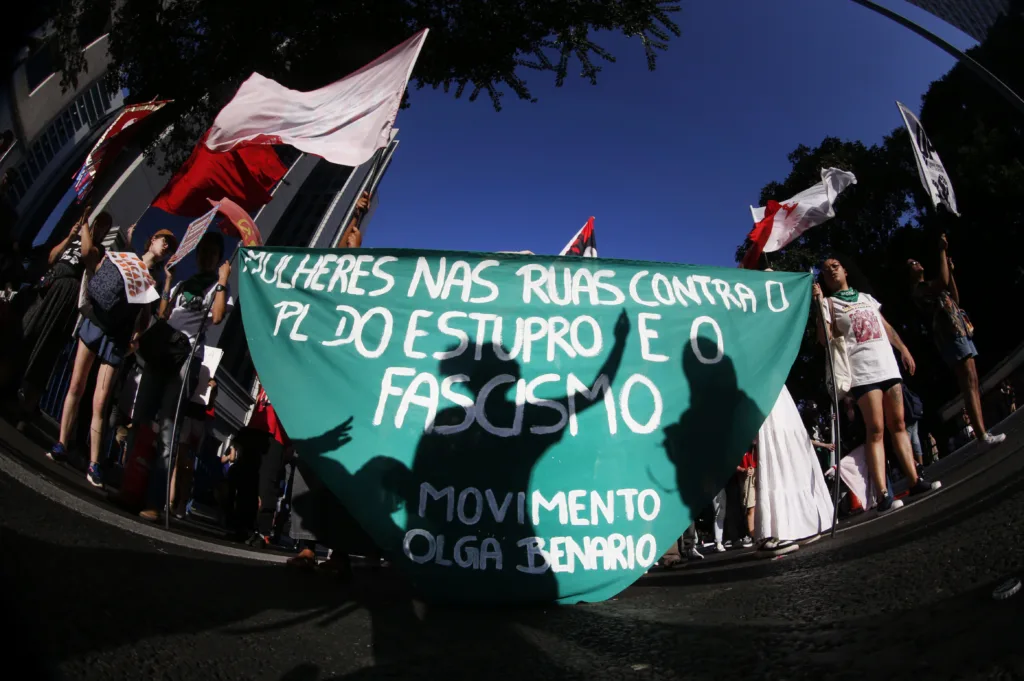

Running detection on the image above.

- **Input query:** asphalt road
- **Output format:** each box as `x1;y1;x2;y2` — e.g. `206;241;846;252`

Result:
3;415;1024;681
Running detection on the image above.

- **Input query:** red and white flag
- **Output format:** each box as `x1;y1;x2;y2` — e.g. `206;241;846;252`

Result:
206;30;428;168
72;100;170;202
741;168;856;269
560;217;598;258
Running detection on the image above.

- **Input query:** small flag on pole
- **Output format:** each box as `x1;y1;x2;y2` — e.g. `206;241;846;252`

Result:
896;101;959;216
72;100;170;202
560;217;598;258
742;168;856;269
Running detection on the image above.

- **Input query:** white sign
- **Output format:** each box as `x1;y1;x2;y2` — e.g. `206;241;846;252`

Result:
897;101;959;216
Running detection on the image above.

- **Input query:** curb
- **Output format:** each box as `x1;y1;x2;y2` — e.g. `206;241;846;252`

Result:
0;449;289;565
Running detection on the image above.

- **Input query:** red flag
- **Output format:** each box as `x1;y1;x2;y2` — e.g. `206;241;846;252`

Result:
212;197;264;247
559;217;598;257
152;130;287;217
73;100;171;202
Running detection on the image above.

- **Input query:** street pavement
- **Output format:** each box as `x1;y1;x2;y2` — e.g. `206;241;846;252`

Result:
2;411;1024;680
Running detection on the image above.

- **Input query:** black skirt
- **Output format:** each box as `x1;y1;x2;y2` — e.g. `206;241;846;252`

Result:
20;272;82;390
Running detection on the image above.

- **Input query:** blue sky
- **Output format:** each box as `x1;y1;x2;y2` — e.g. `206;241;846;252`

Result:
365;0;976;267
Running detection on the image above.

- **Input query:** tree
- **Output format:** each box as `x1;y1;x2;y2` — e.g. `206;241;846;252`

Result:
47;0;680;171
736;8;1024;435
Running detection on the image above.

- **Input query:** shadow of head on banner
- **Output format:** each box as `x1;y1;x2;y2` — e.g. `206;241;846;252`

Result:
662;336;765;526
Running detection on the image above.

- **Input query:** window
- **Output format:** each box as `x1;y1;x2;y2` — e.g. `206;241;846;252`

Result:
25;41;58;92
6;80;118;205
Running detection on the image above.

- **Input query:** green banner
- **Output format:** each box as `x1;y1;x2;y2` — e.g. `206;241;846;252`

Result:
238;248;811;604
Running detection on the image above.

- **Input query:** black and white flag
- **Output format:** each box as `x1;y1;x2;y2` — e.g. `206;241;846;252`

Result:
897;101;959;216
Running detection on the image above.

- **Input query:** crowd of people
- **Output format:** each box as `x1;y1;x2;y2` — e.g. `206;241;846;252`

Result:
658;234;1013;565
0;177;1016;580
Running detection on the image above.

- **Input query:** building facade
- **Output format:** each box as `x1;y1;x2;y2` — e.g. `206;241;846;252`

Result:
904;0;1011;41
1;19;123;242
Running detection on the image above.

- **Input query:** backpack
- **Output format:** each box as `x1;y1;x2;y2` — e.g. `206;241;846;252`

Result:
902;384;924;424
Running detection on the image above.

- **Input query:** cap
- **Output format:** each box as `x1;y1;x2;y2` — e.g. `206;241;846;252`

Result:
151;228;179;251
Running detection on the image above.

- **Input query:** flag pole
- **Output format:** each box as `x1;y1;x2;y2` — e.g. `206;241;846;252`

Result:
163;282;219;530
810;270;843;539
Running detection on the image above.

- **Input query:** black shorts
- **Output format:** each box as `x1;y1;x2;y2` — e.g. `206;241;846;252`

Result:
850;378;901;401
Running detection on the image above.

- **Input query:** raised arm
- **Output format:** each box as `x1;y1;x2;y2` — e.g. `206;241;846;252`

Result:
557;310;631;417
210;261;231;325
79;214;104;273
158;264;175;319
48;216;83;265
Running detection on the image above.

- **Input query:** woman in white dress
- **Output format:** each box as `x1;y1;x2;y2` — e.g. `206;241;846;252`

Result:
754;385;834;554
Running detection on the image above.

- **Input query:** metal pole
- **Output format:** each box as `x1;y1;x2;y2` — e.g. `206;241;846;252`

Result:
163;292;217;530
848;0;1024;117
811;276;843;539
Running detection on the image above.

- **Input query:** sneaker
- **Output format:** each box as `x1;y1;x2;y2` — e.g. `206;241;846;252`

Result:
86;463;103;488
981;433;1007;446
741;536;753;548
876;491;904;515
757;538;799;558
909;476;942;496
715;542;726;553
685;547;704;560
46;442;67;463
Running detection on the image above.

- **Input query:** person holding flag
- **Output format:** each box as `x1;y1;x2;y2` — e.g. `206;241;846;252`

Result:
813;258;941;514
907;234;1005;447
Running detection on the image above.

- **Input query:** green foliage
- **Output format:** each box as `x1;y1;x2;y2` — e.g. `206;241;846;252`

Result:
47;0;681;171
737;10;1024;415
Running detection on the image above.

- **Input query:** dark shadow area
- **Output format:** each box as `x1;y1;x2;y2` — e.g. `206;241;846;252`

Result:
291;311;631;605
663;337;766;525
5;453;1024;681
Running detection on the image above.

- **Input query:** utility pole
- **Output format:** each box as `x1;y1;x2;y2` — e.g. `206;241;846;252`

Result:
848;0;1024;117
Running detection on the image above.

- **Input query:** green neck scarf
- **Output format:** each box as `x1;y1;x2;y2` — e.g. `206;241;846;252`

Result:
831;287;859;303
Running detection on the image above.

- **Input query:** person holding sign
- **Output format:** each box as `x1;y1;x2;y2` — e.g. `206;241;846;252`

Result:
907;235;1005;447
134;231;232;522
814;258;941;515
47;225;177;489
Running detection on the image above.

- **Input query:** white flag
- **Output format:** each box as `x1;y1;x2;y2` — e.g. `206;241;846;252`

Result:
206;30;428;167
896;101;959;216
750;168;857;253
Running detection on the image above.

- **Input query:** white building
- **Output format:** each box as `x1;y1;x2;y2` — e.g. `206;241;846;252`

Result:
1;19;123;241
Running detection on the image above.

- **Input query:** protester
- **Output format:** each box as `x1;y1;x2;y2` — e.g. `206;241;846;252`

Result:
738;445;757;546
754;385;833;555
658;523;704;567
133;231;231;521
999;379;1016;419
814;257;940;514
908;236;1005;446
710;488;727;553
15;210;114;423
47;225;176;488
902;382;926;469
170;378;218;518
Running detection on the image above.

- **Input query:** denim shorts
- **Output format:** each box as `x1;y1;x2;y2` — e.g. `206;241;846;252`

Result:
849;377;901;401
939;335;977;367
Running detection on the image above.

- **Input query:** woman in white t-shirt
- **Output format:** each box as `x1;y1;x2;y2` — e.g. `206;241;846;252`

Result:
813;257;940;514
